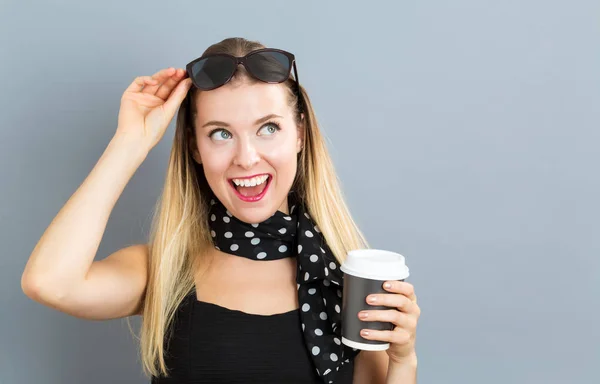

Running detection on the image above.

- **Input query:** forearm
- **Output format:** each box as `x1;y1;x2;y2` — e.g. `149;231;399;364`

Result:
22;135;147;298
385;354;417;384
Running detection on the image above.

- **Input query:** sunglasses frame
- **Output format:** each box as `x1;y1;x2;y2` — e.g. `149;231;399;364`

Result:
185;48;302;109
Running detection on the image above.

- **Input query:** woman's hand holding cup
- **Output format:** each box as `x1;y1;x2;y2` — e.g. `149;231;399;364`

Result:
340;249;419;365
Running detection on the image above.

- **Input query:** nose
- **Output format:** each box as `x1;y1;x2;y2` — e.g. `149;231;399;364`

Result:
233;138;260;170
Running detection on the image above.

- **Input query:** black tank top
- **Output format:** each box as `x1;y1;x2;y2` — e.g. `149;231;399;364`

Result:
151;290;356;383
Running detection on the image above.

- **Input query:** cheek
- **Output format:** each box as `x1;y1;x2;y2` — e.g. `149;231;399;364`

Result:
198;142;232;182
263;141;299;178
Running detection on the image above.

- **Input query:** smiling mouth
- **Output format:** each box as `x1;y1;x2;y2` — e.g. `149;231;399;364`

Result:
229;174;272;202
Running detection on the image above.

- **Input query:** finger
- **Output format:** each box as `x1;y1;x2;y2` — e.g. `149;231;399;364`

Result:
358;309;416;329
360;328;412;345
125;76;159;93
162;78;193;117
383;281;417;302
142;67;177;95
156;68;186;100
366;292;417;314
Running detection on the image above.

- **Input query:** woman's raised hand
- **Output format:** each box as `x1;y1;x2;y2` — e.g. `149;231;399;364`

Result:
115;67;193;152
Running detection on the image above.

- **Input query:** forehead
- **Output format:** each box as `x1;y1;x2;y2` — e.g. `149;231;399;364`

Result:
194;82;291;126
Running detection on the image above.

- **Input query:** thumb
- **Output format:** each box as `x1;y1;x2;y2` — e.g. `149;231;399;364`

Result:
163;78;193;118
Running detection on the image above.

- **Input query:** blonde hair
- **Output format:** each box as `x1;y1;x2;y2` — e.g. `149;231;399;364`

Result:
132;37;368;379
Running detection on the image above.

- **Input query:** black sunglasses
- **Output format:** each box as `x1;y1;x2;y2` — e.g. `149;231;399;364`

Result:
185;48;302;107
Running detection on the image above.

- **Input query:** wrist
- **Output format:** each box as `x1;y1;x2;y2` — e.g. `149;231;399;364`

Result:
386;353;417;384
389;352;418;368
108;133;150;164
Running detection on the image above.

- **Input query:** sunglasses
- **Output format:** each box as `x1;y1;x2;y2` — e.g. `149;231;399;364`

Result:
185;48;301;105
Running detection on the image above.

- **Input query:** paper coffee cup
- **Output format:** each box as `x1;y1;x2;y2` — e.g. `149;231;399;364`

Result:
340;249;410;351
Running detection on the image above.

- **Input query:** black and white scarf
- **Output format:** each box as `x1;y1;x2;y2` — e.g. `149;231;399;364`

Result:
207;194;359;383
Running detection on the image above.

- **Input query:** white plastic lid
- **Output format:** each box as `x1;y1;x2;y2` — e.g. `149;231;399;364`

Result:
340;249;409;281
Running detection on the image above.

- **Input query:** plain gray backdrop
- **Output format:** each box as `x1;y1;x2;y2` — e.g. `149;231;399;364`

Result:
1;0;598;383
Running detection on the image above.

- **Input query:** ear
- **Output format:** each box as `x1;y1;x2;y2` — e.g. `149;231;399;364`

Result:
193;150;202;164
296;113;305;153
189;137;202;164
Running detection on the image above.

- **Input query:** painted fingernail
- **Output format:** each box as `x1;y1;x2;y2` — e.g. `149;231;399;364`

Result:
361;330;370;337
384;282;392;289
367;296;377;304
358;311;368;319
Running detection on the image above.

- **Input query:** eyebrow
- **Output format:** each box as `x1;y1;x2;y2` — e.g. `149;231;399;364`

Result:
201;114;283;129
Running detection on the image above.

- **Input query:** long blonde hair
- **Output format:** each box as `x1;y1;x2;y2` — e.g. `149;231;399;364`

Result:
134;37;368;379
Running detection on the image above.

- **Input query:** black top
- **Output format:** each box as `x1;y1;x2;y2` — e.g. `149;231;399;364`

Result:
151;290;356;383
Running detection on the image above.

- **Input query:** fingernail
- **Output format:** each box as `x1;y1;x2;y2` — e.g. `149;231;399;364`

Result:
384;282;392;289
358;311;368;319
367;296;377;304
361;330;369;337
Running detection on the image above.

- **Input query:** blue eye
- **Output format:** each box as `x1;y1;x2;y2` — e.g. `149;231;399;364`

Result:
258;122;280;136
209;129;232;141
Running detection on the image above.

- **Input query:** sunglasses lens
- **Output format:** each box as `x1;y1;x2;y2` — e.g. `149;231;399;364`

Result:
190;55;236;90
246;51;291;83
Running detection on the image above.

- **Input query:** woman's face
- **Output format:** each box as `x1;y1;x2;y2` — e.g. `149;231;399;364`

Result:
192;80;303;224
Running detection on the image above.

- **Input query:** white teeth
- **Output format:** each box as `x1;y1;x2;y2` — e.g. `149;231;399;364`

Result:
232;175;269;187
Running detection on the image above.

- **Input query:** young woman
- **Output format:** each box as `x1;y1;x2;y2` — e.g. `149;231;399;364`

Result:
22;37;420;383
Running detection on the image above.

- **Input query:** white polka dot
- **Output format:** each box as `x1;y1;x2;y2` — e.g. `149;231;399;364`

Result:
230;244;239;251
215;246;220;251
304;272;310;281
223;216;230;223
296;284;300;290
224;232;232;238
226;210;232;217
210;199;215;205
245;231;254;237
323;369;331;375
337;289;342;298
305;230;314;238
210;214;216;221
308;288;317;295
320;312;327;320
329;262;337;270
210;230;216;237
251;223;258;228
334;337;341;345
284;216;292;221
256;252;267;259
324;268;329;276
330;353;338;362
278;245;288;253
251;238;260;245
297;245;303;254
323;298;327;306
310;254;319;262
304;212;310;219
320;247;326;253
302;303;310;312
314;328;323;336
314;225;321;233
302;323;305;331
335;305;341;313
278;228;286;234
323;280;331;287
312;346;320;355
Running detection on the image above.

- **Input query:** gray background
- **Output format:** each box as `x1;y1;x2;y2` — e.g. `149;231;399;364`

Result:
1;0;598;383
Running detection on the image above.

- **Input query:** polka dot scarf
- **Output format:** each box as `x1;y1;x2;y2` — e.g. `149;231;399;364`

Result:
208;196;359;383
